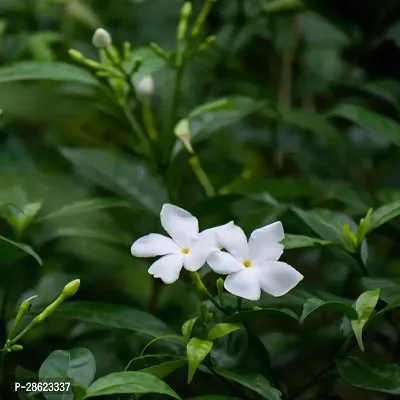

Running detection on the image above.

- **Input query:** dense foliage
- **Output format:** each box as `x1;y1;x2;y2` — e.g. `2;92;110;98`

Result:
0;0;400;399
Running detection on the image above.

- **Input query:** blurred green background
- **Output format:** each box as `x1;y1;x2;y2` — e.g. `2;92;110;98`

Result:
0;0;400;399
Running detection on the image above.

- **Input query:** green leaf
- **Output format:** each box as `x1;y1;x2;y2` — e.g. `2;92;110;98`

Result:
38;198;130;221
188;397;242;400
39;348;96;400
182;317;198;341
48;301;175;337
213;368;282;400
84;371;180;399
228;307;299;323
362;80;400;108
0;235;42;265
207;323;242;341
367;201;400;233
337;357;400;394
300;299;358;324
361;277;400;304
61;148;167;215
186;338;213;384
3;202;42;238
327;104;400;147
282;234;335;249
128;47;167;83
351;289;380;351
126;355;187;379
0;62;99;86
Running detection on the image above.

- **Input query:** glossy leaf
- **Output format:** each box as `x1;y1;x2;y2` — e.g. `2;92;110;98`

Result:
186;338;213;384
61;148;167;215
38;198;130;221
300;299;358;324
283;234;335;249
182;317;198;341
213;368;282;400
207;323;242;341
0;235;42;265
48;301;174;337
351;289;380;351
39;348;96;400
84;371;180;399
367;201;400;233
229;307;299;323
337;357;400;394
361;277;400;303
0;62;99;86
126;355;187;379
2;202;42;238
328;104;400;147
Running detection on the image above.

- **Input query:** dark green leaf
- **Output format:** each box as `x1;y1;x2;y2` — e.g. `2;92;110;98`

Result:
0;62;99;86
361;278;400;304
38;198;130;221
207;323;242;341
186;338;213;384
327;104;400;147
126;355;187;379
84;371;180;399
0;235;42;265
213;368;282;400
300;299;358;324
61;148;167;215
188;397;242;400
367;201;400;233
182;317;198;341
337;357;400;394
351;289;380;351
228;307;299;323
48;301;174;337
283;234;335;249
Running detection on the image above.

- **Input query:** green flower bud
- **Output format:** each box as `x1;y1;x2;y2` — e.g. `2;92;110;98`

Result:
174;119;194;154
68;49;85;62
62;279;80;298
92;28;112;49
149;42;169;61
11;345;23;352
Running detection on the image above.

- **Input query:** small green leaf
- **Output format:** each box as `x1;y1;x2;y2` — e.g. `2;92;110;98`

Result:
0;235;42;265
47;301;175;337
39;348;96;400
0;62;99;86
327;104;400;147
126;354;187;379
188;397;242;400
367;201;400;233
361;277;400;303
182;317;198;341
213;368;282;400
84;371;180;399
300;299;358;324
351;289;380;351
38;198;130;221
186;338;213;384
282;234;335;249
229;307;298;323
3;202;42;239
337;357;400;394
207;323;242;341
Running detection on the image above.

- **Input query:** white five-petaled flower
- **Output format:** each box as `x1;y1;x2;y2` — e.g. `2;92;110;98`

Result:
131;204;233;284
207;222;303;301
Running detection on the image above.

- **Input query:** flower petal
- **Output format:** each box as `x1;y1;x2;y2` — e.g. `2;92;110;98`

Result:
131;234;180;257
199;221;235;249
256;261;303;297
160;204;199;247
148;254;184;284
218;224;249;260
224;269;261;301
207;251;244;274
249;221;285;261
183;240;213;272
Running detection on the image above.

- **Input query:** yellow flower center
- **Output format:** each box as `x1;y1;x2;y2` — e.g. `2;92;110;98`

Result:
243;260;252;268
181;248;190;254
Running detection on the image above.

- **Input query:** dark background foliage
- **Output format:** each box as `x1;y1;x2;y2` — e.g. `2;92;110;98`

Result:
0;0;400;399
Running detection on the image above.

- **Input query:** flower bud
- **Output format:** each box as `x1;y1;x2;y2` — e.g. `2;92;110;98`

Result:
11;345;23;352
174;119;194;154
92;28;112;49
137;75;155;99
68;49;85;62
62;279;80;298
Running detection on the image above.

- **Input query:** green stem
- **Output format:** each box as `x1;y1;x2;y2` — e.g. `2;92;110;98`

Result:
142;99;158;142
189;155;215;197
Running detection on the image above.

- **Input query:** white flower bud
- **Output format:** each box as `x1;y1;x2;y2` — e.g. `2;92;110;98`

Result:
92;28;112;49
136;75;155;99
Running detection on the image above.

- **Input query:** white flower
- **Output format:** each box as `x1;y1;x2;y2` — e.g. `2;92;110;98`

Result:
131;203;234;284
136;75;155;99
207;222;303;301
92;28;112;49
